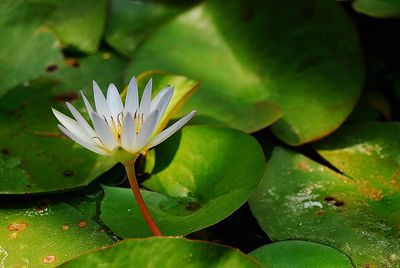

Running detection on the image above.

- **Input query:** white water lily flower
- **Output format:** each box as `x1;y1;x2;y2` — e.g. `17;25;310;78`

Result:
52;76;196;162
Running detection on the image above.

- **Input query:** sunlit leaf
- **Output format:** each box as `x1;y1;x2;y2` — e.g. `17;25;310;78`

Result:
104;0;196;57
60;237;263;268
127;0;363;144
249;147;400;267
250;240;353;268
0;200;114;267
314;122;400;193
353;0;400;18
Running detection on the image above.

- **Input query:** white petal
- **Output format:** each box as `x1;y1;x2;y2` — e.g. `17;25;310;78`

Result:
138;78;152;119
147;111;196;148
58;125;107;155
153;87;174;127
52;108;92;143
81;91;94;121
106;83;124;120
132;110;159;152
66;102;96;137
91;112;118;151
93;81;112;120
124;76;139;114
121;112;136;152
150;86;172;112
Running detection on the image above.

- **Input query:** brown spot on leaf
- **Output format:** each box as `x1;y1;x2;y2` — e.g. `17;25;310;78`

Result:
46;64;58;73
78;220;88;228
62;225;69;231
356;180;384;201
186;202;201;211
362;264;377;268
362;188;383;201
43;255;56;264
334;200;345;207
66;58;80;68
8;222;28;232
63;170;74;177
324;196;335;202
1;148;9;155
53;92;79;103
324;196;345;207
314;210;325;217
296;161;314;172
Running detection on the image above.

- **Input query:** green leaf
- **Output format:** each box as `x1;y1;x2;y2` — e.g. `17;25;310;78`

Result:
47;0;108;53
59;237;263;268
314;122;400;193
249;147;400;267
48;52;128;92
0;80;115;194
353;0;400;18
104;0;196;57
250;240;353;268
0;200;114;267
100;126;265;237
0;53;127;194
127;0;363;144
126;3;283;133
0;0;63;97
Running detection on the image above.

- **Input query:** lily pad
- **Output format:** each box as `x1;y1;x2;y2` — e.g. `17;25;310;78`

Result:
0;56;127;193
100;126;265;237
127;0;363;144
314;122;400;193
250;240;353;268
249;147;400;267
46;0;108;53
60;237;263;268
105;0;196;57
353;0;400;18
0;0;63;97
48;52;128;92
0;52;127;194
0;200;114;268
126;3;283;133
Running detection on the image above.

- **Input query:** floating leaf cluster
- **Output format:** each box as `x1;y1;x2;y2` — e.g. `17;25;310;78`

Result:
1;0;399;267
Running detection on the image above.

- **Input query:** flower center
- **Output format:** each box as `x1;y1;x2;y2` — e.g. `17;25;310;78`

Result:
108;111;145;141
108;114;123;140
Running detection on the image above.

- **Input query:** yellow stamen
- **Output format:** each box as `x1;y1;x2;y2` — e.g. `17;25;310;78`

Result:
134;111;144;134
